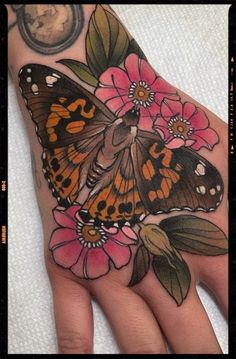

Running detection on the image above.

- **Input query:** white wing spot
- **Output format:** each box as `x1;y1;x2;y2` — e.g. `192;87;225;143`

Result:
169;208;181;212
210;188;216;195
27;68;32;73
196;185;206;195
219;194;223;201
199;160;206;167
31;83;39;95
52;73;61;79
26;77;32;83
195;163;206;176
46;75;59;87
216;185;221;192
139;214;146;221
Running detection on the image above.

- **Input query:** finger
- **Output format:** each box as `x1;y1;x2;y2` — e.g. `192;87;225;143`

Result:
90;279;167;354
50;274;94;354
137;270;222;354
192;254;228;317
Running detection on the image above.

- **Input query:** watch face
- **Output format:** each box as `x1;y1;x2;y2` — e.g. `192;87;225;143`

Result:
17;5;84;55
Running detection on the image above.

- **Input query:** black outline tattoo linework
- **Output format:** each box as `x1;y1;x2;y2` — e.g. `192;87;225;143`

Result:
18;5;228;305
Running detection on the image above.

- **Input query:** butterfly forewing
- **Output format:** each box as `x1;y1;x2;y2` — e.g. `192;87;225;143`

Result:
18;64;115;148
18;64;115;206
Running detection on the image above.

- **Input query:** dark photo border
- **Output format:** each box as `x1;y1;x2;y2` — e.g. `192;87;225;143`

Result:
0;1;235;358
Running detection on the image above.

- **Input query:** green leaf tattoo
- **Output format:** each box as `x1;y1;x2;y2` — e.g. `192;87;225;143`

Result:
152;251;191;306
126;38;147;61
159;215;228;256
58;59;98;87
85;5;129;78
129;245;150;287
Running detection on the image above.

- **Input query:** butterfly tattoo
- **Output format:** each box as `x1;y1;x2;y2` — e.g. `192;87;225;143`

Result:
19;64;224;228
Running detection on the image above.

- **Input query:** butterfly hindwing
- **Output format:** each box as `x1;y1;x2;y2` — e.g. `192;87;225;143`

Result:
131;130;224;215
42;136;104;206
82;149;148;226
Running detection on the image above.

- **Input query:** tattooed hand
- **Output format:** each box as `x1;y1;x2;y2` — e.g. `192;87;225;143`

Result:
8;4;228;354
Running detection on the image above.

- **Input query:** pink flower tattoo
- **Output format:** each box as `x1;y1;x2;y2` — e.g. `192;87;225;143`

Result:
95;53;179;131
49;205;137;279
154;99;219;150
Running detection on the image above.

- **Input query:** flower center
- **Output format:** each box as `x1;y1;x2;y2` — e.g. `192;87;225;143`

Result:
77;224;108;248
128;81;155;108
168;116;194;139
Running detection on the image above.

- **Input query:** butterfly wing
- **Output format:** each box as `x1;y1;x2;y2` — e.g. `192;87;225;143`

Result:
81;148;148;226
19;64;116;206
131;130;224;214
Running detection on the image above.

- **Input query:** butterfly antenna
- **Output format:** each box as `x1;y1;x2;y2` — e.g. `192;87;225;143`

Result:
111;74;125;107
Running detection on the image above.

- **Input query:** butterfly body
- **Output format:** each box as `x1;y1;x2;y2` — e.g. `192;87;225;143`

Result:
87;111;138;189
19;63;224;228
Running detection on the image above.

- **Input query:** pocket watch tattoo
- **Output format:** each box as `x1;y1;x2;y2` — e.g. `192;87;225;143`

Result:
9;4;84;55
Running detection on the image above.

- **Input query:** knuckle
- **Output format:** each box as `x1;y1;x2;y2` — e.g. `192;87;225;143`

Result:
58;332;92;354
126;342;166;354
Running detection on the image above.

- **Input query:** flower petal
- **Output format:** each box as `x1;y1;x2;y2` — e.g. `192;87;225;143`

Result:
65;204;81;220
102;226;118;235
189;107;209;130
138;114;154;132
99;67;130;90
148;101;160;117
95;87;128;103
115;100;134;116
165;137;185;149
153;116;172;140
49;228;78;250
125;54;140;83
152;77;177;95
190;128;219;150
105;95;132;115
161;99;183;118
185;139;196;147
85;248;110;279
121;226;137;240
53;207;77;229
111;230;137;245
155;92;179;105
103;239;131;269
140;58;157;85
52;240;83;268
71;248;88;278
183;102;197;120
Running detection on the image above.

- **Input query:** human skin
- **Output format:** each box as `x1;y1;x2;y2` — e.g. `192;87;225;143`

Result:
7;4;228;354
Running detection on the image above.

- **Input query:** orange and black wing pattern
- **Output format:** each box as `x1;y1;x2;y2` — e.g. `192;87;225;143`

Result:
18;64;115;206
81;148;148;226
131;130;224;215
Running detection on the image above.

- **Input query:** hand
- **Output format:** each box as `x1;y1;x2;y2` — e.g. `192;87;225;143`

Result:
8;4;228;354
